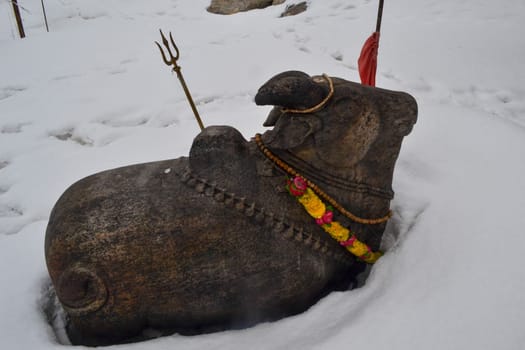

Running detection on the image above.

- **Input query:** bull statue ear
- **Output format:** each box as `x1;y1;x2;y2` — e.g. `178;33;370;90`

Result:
263;107;284;127
391;102;418;137
262;114;322;150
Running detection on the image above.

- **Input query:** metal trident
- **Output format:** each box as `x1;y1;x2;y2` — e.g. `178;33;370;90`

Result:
156;29;204;131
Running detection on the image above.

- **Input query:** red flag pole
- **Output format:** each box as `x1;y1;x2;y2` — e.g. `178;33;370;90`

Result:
358;0;384;86
376;0;384;33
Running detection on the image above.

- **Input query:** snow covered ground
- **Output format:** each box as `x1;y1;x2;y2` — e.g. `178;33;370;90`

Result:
1;0;524;349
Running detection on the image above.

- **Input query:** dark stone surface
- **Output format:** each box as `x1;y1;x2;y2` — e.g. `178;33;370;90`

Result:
44;71;417;345
207;0;284;15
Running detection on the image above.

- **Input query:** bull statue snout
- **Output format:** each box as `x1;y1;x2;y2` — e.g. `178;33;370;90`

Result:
45;71;417;346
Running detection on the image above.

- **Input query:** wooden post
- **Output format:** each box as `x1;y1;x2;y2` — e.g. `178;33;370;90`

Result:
41;0;49;32
11;0;25;38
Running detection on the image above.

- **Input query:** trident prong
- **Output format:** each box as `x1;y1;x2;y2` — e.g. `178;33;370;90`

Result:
156;30;180;68
156;29;204;131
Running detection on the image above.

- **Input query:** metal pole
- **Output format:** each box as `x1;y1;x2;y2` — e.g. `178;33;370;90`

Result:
375;0;384;33
41;0;49;32
173;66;205;131
11;0;25;38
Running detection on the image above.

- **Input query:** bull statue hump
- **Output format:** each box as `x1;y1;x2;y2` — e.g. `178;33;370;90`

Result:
44;71;417;346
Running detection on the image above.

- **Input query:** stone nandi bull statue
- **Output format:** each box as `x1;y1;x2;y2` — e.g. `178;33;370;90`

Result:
45;71;417;345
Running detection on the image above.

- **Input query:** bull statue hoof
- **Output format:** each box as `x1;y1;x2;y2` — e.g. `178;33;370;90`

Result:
45;71;417;345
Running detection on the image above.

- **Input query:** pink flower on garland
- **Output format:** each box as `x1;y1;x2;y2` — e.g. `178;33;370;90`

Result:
287;176;307;196
340;235;356;247
316;210;333;225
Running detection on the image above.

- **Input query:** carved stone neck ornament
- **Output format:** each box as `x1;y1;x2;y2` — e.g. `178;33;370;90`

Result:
270;148;395;200
255;134;392;225
178;167;353;265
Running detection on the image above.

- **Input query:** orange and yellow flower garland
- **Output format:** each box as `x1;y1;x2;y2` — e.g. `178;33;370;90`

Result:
287;176;383;264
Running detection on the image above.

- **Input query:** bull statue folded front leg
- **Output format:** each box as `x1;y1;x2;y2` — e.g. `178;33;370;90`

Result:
44;71;417;345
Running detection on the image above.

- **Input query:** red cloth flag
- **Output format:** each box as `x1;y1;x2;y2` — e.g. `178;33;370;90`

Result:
358;32;380;86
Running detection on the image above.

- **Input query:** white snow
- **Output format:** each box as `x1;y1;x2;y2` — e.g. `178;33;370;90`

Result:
1;0;525;349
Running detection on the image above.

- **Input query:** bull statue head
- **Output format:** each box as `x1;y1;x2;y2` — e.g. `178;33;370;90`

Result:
255;70;417;189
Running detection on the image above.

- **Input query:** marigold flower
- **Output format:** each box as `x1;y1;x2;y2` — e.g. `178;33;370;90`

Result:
323;221;349;241
347;241;370;257
298;188;326;218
